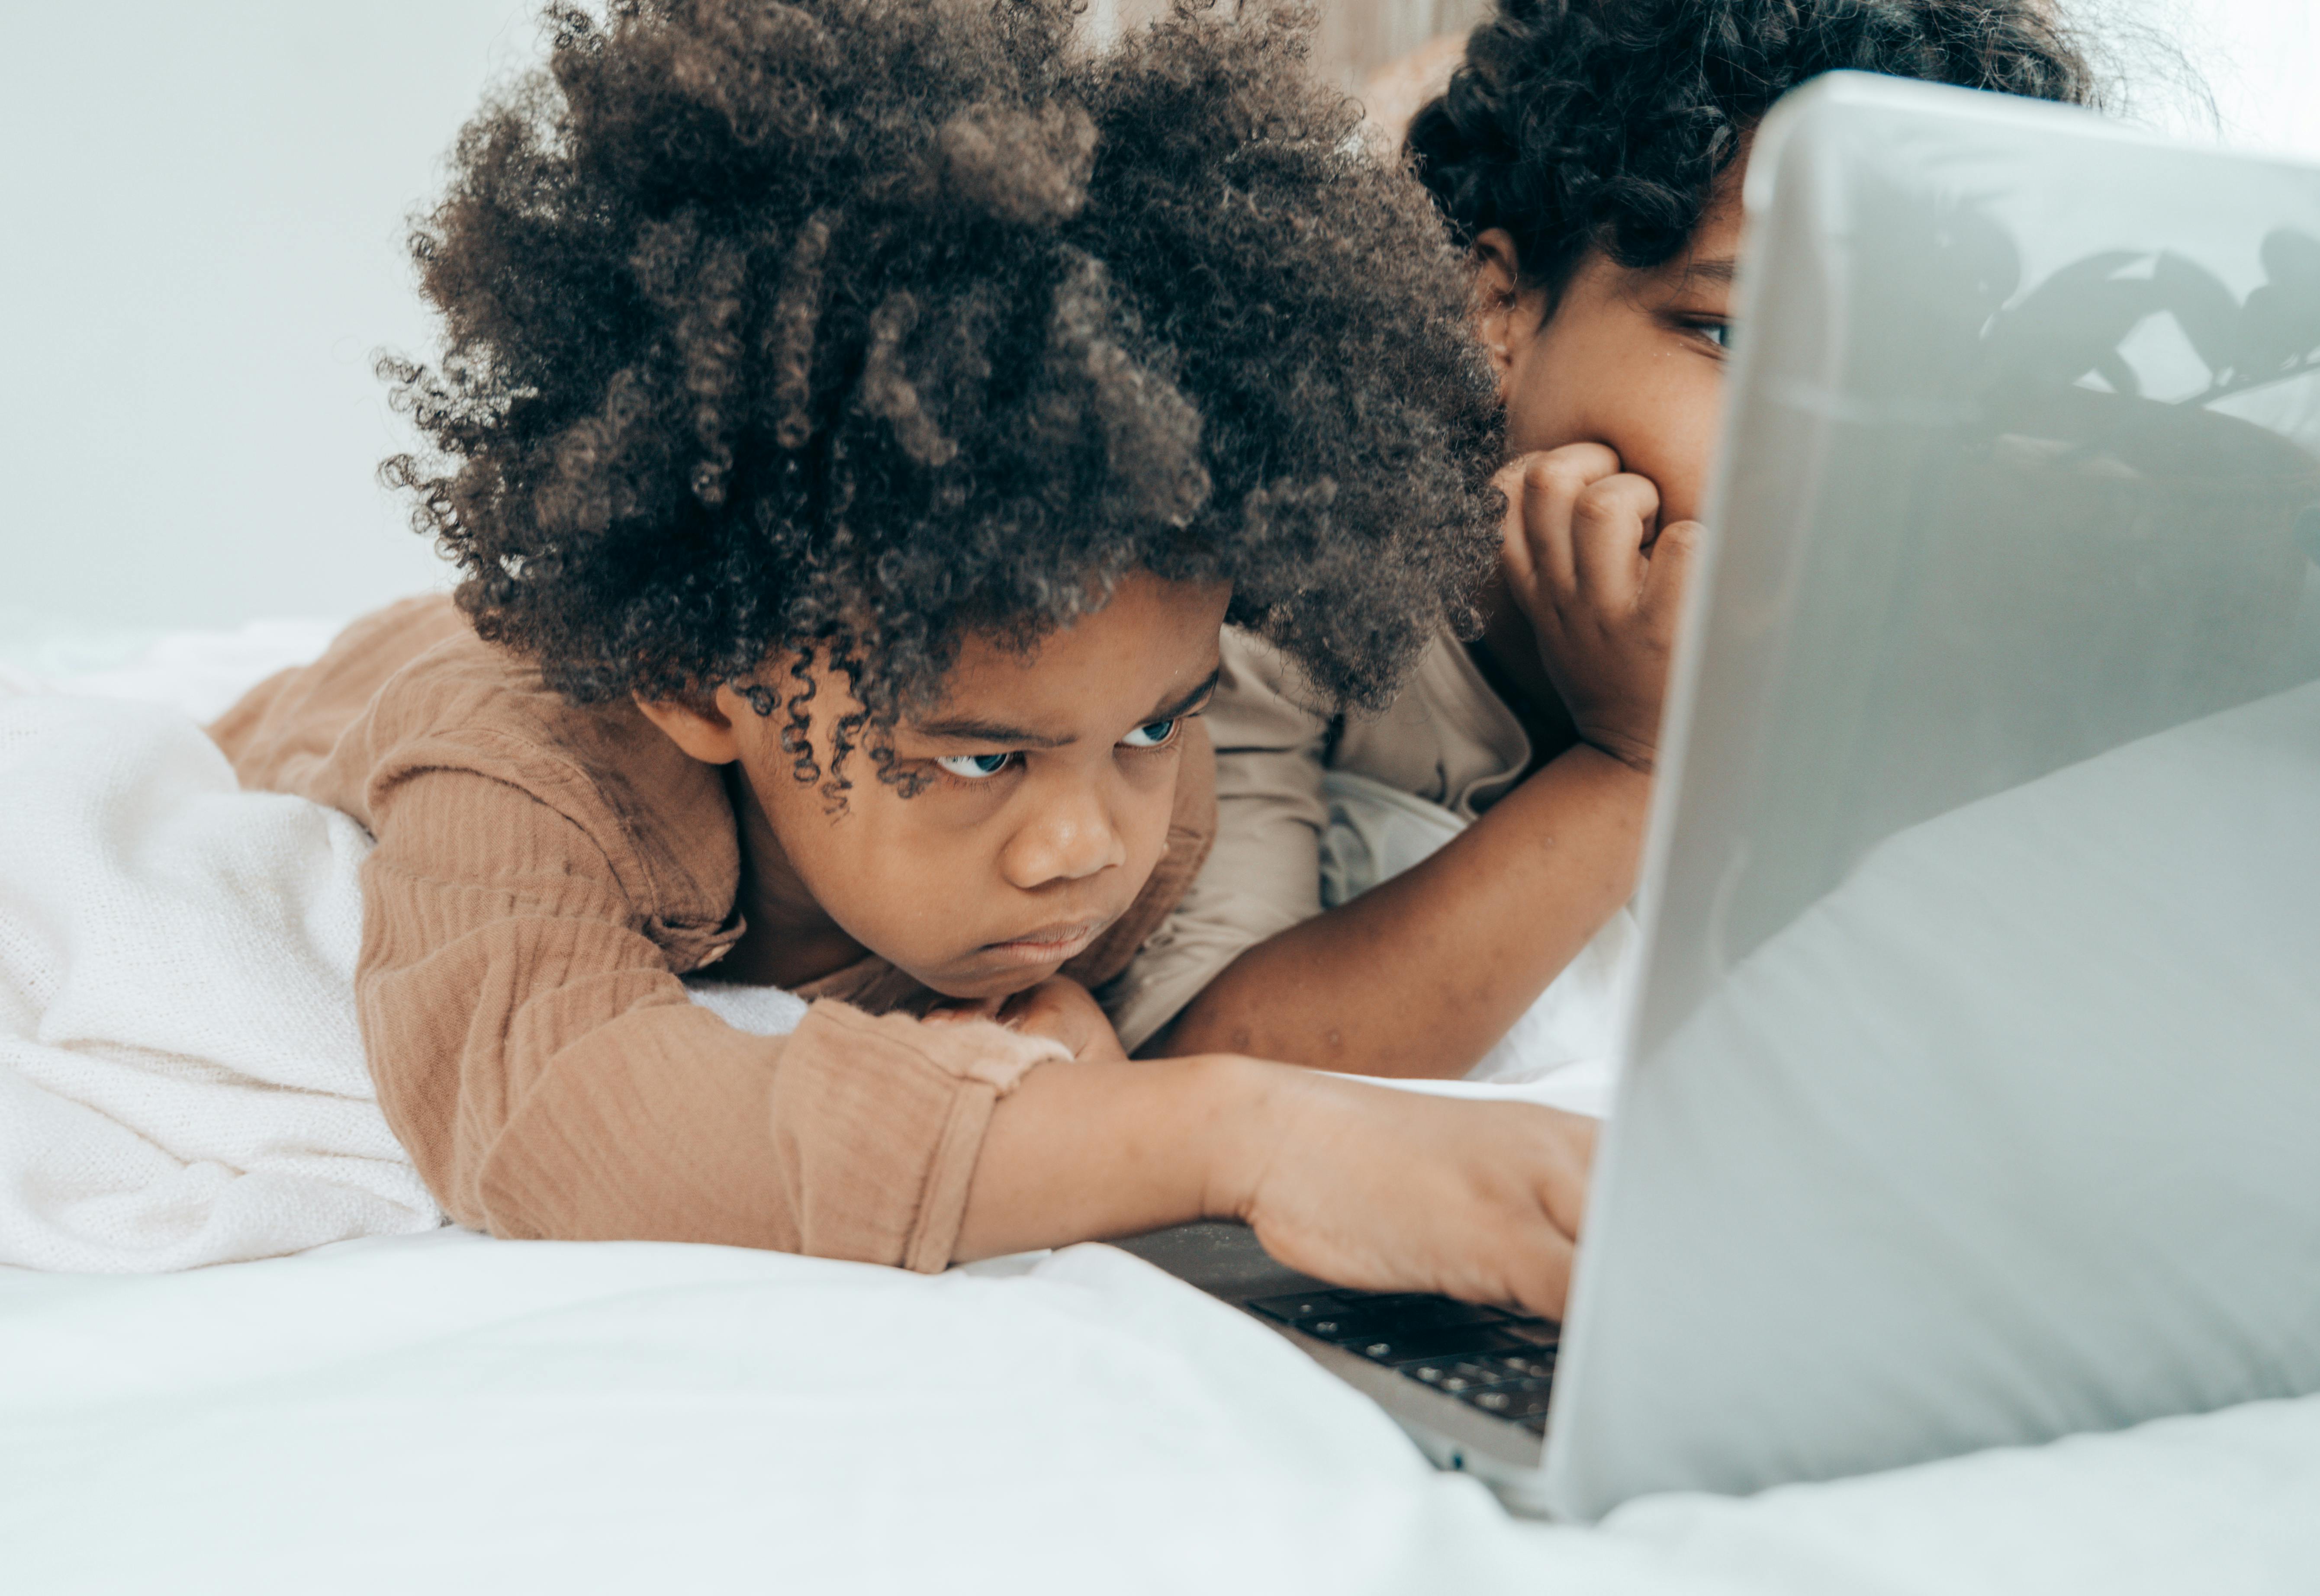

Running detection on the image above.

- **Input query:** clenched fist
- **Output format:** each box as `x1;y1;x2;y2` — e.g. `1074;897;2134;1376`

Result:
1496;443;1699;774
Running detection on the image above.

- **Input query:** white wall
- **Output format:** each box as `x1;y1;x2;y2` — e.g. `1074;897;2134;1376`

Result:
0;0;532;660
2182;0;2320;158
2;1;2315;659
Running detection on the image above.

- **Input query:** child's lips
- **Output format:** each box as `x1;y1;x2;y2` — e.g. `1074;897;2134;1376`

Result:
980;918;1106;965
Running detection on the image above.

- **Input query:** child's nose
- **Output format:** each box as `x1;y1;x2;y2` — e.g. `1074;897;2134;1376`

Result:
999;783;1127;889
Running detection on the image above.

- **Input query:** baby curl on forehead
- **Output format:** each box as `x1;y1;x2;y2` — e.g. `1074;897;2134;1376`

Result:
379;0;1509;792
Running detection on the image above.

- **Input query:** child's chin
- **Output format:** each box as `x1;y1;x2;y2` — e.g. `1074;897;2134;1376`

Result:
921;961;1059;1005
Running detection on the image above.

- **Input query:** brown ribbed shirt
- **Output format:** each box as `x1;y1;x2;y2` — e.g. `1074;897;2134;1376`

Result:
209;596;1217;1270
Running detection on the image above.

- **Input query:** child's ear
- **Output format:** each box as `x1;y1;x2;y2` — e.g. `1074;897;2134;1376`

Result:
634;691;746;766
1470;228;1535;397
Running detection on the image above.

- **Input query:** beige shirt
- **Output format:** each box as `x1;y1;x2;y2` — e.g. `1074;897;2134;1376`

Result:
210;595;1215;1270
1104;628;1530;1050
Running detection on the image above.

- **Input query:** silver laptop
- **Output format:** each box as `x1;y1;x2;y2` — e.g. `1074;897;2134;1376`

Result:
1120;72;2320;1520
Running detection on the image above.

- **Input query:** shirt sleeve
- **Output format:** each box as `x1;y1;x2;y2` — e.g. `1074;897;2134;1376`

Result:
355;765;1063;1269
1101;629;1333;1051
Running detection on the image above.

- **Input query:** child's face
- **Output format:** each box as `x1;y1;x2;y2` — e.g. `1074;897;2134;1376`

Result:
666;573;1229;1002
1481;183;1744;527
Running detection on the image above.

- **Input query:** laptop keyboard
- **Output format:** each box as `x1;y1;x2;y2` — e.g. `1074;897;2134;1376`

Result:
1243;1288;1561;1433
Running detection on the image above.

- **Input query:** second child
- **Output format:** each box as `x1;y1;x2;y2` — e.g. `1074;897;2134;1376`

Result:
1127;0;2106;1082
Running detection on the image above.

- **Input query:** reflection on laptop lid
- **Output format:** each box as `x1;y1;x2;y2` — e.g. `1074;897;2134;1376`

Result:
1542;72;2320;1519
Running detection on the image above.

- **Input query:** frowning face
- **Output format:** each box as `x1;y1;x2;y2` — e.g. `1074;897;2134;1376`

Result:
642;572;1228;1000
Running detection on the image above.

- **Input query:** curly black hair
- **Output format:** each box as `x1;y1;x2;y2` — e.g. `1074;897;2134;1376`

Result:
381;0;1501;784
1409;0;2103;299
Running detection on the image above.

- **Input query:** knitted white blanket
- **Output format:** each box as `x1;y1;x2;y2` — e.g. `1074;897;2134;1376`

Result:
0;687;443;1270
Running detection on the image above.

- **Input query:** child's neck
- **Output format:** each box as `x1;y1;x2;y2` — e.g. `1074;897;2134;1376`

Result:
1467;570;1583;777
718;767;873;989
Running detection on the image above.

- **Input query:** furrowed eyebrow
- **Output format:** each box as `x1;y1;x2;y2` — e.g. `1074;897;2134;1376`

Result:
910;716;1071;749
1145;667;1222;726
910;666;1221;749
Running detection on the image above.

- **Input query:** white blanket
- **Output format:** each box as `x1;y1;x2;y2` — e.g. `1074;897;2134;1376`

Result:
0;688;441;1270
3;1228;2315;1594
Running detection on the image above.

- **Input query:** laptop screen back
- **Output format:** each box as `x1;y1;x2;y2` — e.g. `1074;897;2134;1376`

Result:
1544;75;2320;1520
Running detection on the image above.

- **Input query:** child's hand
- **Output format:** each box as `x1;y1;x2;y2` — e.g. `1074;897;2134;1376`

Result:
1000;977;1130;1063
1210;1064;1597;1320
956;1052;1593;1307
1496;444;1699;773
926;976;1128;1063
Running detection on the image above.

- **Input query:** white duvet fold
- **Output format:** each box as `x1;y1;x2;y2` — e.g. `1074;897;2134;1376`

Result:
0;689;442;1271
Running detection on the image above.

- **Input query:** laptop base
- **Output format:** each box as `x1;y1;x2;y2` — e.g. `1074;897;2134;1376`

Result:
1112;1222;1561;1515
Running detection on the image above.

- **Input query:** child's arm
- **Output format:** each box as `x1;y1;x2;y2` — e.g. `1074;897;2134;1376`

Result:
1149;447;1696;1077
1150;745;1649;1075
958;1051;1596;1319
351;764;1076;1265
937;979;1593;1316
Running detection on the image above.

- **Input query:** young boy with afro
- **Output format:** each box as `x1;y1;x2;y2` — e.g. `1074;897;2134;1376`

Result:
1128;0;2108;1083
210;0;1597;1312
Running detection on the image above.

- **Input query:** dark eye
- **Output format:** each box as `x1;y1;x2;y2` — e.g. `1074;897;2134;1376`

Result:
1697;320;1734;350
1119;718;1177;749
935;752;1014;780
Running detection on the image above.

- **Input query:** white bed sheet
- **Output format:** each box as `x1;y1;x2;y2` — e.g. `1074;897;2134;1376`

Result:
2;1230;2317;1595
